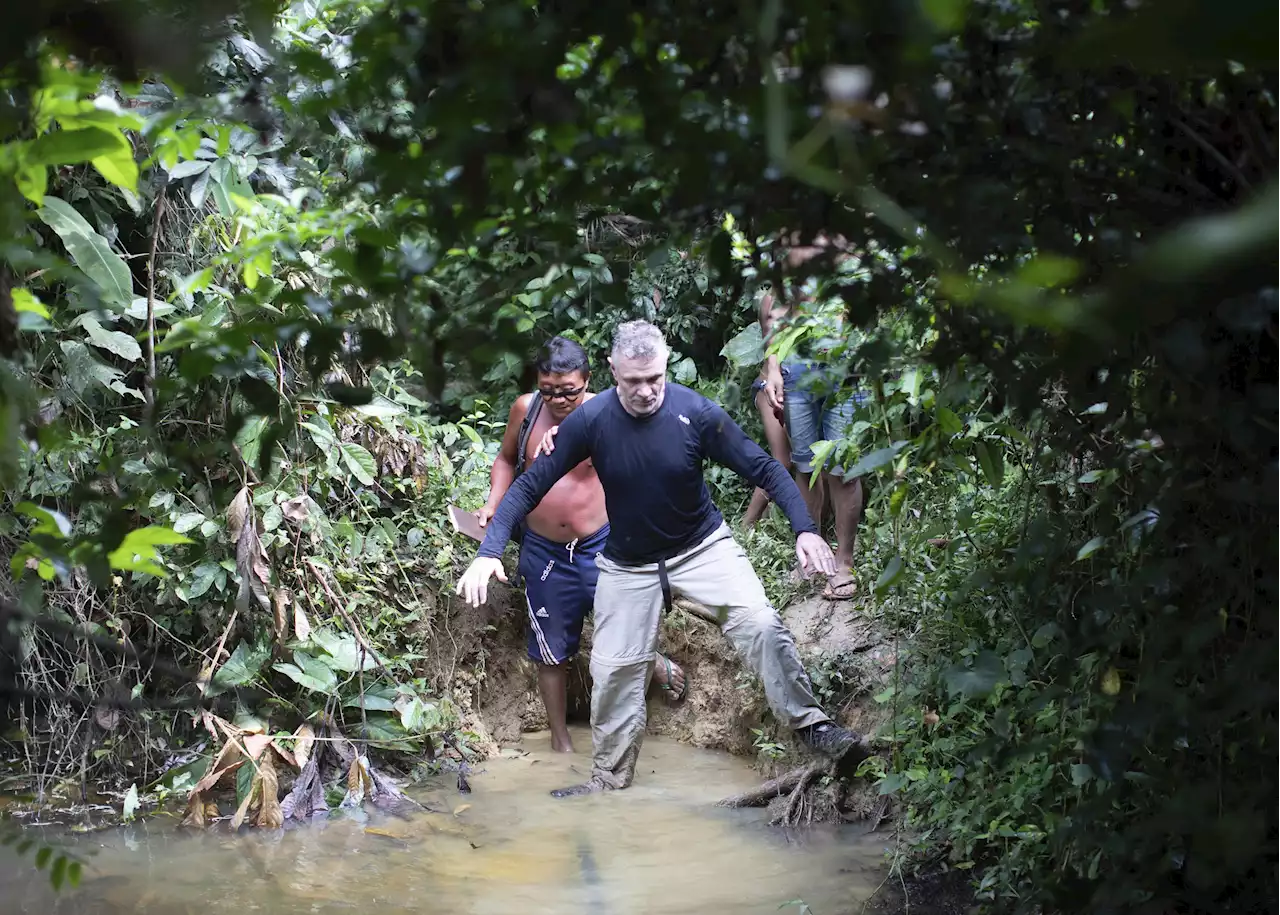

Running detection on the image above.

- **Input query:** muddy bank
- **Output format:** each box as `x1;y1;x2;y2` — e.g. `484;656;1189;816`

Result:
459;582;895;770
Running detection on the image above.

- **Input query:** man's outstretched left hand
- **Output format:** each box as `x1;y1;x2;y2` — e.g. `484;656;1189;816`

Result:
795;531;836;577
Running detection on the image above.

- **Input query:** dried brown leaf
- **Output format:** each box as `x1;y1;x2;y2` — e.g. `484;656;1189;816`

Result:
255;750;283;829
226;486;251;542
94;706;120;731
294;602;312;641
181;791;208;829
281;495;310;524
271;588;290;644
292;724;316;771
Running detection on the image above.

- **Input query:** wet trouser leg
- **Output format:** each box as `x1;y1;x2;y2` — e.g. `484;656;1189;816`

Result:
589;523;829;789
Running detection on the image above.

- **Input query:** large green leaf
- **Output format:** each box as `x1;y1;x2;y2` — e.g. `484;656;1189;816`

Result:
208;639;271;695
58;340;142;400
107;526;191;577
840;442;910;481
312;628;381;673
340;442;377;486
720;322;764;367
943;650;1007;699
37;197;133;307
274;651;339;695
26;127;127;168
81;314;142;362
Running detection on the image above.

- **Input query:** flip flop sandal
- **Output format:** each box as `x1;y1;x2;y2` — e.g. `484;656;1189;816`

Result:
821;577;859;601
658;656;689;704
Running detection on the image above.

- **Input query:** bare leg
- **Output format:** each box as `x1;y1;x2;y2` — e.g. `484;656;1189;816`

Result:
537;663;574;752
745;388;794;527
821;474;863;598
794;469;828;532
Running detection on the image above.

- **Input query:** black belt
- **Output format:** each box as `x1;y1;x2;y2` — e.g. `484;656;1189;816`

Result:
657;558;673;614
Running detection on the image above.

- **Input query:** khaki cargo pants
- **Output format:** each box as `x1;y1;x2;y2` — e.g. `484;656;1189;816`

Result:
589;522;829;789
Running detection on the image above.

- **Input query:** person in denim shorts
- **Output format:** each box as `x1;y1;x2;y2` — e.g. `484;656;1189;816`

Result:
759;234;866;600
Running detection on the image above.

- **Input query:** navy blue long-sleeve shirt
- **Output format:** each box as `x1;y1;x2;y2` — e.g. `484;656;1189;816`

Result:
477;383;818;565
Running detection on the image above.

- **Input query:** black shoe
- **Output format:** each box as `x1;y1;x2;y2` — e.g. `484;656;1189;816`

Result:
550;776;611;799
798;722;860;758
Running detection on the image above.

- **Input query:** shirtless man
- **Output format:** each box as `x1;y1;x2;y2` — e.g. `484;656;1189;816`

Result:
477;336;686;753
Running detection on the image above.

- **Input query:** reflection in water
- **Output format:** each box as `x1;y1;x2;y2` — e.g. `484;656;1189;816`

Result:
0;730;887;914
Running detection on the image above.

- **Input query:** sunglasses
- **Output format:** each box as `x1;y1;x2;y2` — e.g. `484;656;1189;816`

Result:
538;385;587;402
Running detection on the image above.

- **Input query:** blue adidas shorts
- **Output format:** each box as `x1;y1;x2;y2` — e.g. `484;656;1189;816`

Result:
518;523;609;666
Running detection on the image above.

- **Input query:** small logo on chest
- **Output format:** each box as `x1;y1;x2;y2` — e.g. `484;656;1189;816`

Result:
677;414;690;425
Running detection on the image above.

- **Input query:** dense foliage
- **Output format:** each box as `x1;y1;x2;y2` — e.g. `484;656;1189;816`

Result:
0;0;1275;911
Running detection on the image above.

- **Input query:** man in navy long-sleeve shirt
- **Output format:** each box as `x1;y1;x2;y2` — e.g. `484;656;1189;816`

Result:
458;320;861;797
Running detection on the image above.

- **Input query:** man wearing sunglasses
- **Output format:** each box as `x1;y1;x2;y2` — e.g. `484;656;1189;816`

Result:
476;336;686;754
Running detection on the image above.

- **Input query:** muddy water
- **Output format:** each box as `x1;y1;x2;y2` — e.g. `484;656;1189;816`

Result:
1;729;887;914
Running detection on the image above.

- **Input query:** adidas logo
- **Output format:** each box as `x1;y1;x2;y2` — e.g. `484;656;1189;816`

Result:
540;560;555;581
535;607;549;618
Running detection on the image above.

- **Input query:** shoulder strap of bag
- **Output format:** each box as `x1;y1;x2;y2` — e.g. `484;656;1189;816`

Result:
514;392;543;477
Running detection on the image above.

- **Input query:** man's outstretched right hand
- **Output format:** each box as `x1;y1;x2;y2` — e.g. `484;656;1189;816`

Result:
456;557;508;607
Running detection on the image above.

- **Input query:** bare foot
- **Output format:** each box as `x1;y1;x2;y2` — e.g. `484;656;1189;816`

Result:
821;573;858;601
550;732;575;753
652;654;687;703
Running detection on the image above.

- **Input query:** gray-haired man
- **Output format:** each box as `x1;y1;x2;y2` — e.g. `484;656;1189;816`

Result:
457;320;860;797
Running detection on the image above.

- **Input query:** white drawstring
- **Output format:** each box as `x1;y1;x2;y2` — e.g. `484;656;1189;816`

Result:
567;538;579;564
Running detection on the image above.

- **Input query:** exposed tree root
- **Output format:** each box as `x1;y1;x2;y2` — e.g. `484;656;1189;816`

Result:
716;740;873;828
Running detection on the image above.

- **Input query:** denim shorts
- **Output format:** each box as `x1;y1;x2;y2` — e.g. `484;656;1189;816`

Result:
782;360;870;475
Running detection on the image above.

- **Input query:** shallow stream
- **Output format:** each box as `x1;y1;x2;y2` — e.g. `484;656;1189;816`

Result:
1;729;886;914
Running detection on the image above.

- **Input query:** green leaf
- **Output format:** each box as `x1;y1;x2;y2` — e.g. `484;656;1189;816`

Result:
1015;254;1080;289
167;159;210;180
340;442;377;486
107;525;191;577
1071;763;1094;787
49;855;67;891
58;340;143;400
878;772;909;795
840;442;909;481
935;407;964;437
11;289;50;318
91;145;139;191
15;164;48;204
974;440;1005;489
173;512;206;535
209;640;271;695
352;398;406;419
37;196;133;306
27;127;126;168
873;554;905;595
398;696;442;733
944;650;1006;698
275;651;339;694
720;322;765;368
16;502;72;537
81;314;142;362
311;628;380;673
34;847;51;870
183;561;221;600
343;691;399;712
1077;469;1106;484
1075;536;1105;561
